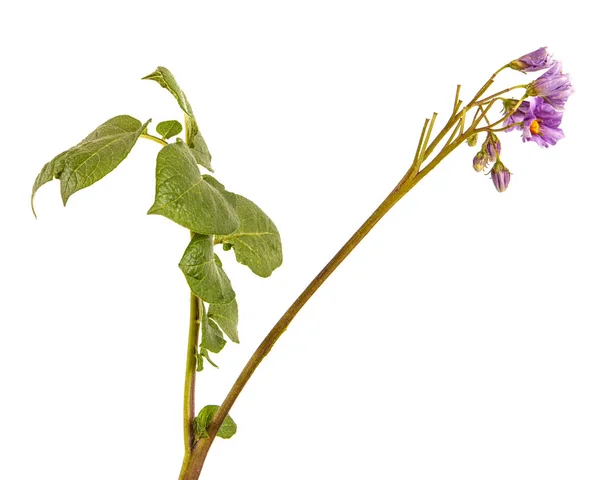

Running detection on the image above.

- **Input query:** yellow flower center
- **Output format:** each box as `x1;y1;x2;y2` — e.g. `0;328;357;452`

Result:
530;119;540;135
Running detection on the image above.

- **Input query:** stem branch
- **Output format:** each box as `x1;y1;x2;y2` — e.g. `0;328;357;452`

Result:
141;133;168;146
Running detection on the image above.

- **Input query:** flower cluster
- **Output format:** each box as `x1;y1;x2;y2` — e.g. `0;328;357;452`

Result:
471;47;573;192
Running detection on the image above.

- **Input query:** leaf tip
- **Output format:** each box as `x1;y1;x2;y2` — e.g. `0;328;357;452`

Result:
141;69;159;81
61;191;70;207
147;201;160;216
30;196;38;219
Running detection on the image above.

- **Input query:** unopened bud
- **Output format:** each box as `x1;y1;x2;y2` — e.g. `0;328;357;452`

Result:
509;47;555;73
473;151;488;172
467;132;478;147
483;132;501;161
491;161;511;192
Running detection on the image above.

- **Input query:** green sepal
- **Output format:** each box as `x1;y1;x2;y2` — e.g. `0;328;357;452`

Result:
31;115;150;215
156;120;182;139
193;405;237;441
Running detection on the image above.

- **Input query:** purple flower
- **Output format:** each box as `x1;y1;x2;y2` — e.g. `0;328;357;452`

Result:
521;97;565;148
510;47;556;72
502;99;530;132
491;161;511;193
528;62;574;110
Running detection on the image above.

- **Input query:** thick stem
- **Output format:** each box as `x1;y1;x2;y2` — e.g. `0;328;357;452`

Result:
179;292;201;477
180;69;498;480
179;141;465;480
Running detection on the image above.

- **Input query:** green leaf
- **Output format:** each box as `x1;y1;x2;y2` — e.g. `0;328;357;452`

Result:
156;120;182;139
179;234;236;304
208;298;239;343
142;67;195;121
202;317;227;353
202;175;238;207
195;353;204;372
215;194;283;277
142;67;213;170
147;141;238;234
201;348;219;368
31;115;149;214
200;298;227;353
31;150;70;217
190;131;213;172
194;405;237;440
195;348;219;372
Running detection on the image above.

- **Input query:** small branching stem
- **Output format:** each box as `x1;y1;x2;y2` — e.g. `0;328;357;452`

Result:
141;133;168;146
414;118;430;167
473;84;529;107
479;94;528;131
453;85;462;115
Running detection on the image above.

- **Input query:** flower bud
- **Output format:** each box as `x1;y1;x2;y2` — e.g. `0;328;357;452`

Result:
491;161;511;192
473;151;488;172
467;132;478;147
509;47;555;72
483;132;501;161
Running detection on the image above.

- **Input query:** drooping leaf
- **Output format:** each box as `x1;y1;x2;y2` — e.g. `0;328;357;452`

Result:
31;115;149;213
195;353;204;372
199;299;227;353
142;67;195;122
179;234;236;304
202;175;238;207
189;131;213;172
195;348;219;372
201;348;219;368
215;194;283;277
142;67;212;168
194;405;237;440
202;317;227;353
147;141;238;234
156;120;182;139
208;298;239;343
31;149;70;217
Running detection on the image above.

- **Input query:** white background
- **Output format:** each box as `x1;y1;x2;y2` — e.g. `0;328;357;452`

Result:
1;1;599;479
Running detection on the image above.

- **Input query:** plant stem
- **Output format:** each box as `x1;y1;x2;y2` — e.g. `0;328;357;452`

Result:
472;84;528;107
180;68;498;480
141;133;168;146
179;292;201;478
180;137;472;480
